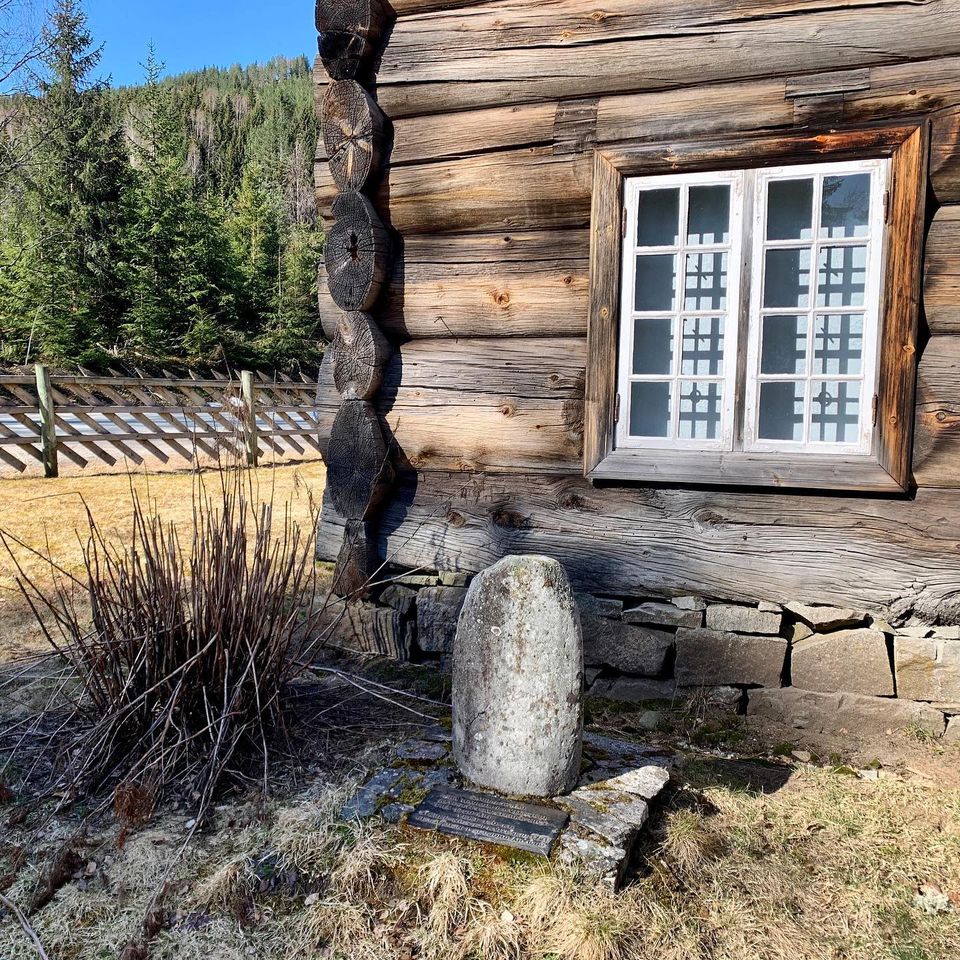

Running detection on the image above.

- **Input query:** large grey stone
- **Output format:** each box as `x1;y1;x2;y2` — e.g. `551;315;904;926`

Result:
792;628;894;697
452;556;583;798
784;601;865;632
582;616;673;676
747;687;946;738
623;602;702;628
588;675;678;703
675;628;786;687
895;637;960;702
417;586;468;654
706;604;782;635
320;600;411;660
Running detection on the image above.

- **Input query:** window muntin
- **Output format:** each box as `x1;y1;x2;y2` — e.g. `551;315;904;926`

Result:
617;159;888;457
618;171;744;449
745;160;888;454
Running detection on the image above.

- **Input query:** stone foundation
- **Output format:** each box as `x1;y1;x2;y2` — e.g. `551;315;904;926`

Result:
323;568;959;742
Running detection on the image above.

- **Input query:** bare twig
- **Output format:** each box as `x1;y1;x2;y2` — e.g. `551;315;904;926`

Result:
0;892;52;960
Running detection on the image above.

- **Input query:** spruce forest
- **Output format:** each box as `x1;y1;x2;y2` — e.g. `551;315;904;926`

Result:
0;1;323;374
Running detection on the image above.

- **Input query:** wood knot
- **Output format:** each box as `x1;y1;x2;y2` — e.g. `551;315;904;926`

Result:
600;306;610;319
491;509;532;531
562;275;573;285
445;509;466;528
558;492;586;510
500;404;515;418
937;410;949;423
495;291;511;307
590;9;607;21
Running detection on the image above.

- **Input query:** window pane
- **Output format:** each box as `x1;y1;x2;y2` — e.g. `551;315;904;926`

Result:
681;317;724;376
764;248;812;308
678;381;723;440
637;188;680;246
814;314;864;375
758;381;805;441
817;246;867;307
684;252;728;311
629;382;671;438
635;254;676;311
687;185;730;245
811;380;861;443
766;178;814;241
821;174;871;239
761;315;808;375
633;318;673;375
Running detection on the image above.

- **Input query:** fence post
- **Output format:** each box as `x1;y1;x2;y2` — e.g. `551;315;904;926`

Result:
240;370;259;467
35;363;59;478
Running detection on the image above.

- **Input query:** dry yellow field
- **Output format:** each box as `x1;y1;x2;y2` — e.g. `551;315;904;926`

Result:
0;461;327;661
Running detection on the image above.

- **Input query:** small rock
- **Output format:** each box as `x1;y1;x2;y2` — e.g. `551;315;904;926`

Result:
576;594;624;619
945;717;960;743
672;596;706;611
341;768;407;820
420;725;453;743
420;766;458;791
598;765;671;801
915;884;953;915
396;573;440;587
791;750;813;763
623;602;702;628
704;685;743;708
558;795;640;847
380;584;417;617
380;803;415;824
184;819;197;831
557;832;626;893
392;740;449;764
706;604;782;636
757;600;782;613
439;570;471;587
304;893;319;907
784;601;864;632
633;710;661;732
417;586;468;654
584;666;603;686
786;621;814;643
588;676;678;703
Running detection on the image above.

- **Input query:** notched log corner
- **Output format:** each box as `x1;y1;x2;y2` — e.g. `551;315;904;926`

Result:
326;399;395;521
322;80;387;191
331;311;391;400
325;191;391;313
315;0;389;81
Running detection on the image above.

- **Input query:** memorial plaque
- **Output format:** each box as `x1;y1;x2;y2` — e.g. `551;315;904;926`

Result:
407;786;569;856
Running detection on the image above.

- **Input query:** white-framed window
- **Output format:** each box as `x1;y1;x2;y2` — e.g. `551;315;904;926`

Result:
617;158;889;457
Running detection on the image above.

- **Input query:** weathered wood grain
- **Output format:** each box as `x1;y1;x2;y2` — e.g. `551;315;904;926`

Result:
373;0;960;118
333;518;375;598
317;146;594;235
325;399;394;520
931;104;960;201
318;470;960;622
315;334;960;486
925;205;960;335
325;191;391;310
316;0;389;81
330;311;391;399
322;80;386;191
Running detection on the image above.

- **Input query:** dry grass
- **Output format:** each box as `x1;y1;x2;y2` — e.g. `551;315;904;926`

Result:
0;462;326;663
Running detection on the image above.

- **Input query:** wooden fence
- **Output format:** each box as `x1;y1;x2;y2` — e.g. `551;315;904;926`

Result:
0;367;322;476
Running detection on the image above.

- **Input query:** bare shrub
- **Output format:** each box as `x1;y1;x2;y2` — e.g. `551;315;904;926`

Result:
2;468;324;815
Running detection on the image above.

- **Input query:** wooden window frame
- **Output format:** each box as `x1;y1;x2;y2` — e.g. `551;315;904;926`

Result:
585;123;929;493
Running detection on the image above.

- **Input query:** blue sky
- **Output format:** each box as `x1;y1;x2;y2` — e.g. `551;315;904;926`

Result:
85;0;315;86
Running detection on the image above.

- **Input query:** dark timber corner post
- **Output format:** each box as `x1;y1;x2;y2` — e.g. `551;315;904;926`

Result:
315;0;394;599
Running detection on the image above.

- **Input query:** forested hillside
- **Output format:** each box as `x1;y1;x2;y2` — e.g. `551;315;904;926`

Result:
0;1;323;374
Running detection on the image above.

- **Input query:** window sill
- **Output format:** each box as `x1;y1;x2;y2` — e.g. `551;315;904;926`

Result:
587;448;906;493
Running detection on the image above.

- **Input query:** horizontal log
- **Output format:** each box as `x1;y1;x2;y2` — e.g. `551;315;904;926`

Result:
317;146;594;234
318;470;960;621
315;333;960;486
931;104;960;201
924;205;960;334
372;0;960;118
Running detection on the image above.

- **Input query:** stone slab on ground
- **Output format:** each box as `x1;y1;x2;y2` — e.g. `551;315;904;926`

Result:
588;676;678;703
792;628;895;697
784;601;865;631
417;586;468;654
675;628;786;687
582;616;674;675
746;687;947;738
706;604;782;635
895;637;960;702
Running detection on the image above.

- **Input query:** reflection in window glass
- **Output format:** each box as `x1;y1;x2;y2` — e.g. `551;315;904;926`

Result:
766;178;814;241
630;382;671;437
764;248;812;308
634;254;676;311
821;174;871;239
817;246;867;306
761;315;808;375
682;317;724;375
637;189;680;246
811;381;861;442
687;185;730;245
684;252;728;311
814;314;864;375
678;382;723;440
633;318;673;375
758;381;805;441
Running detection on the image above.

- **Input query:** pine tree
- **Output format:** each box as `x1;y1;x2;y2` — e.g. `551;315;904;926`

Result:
122;46;238;364
2;0;130;365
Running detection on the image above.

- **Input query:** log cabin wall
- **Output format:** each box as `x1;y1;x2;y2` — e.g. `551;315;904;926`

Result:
314;0;960;633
